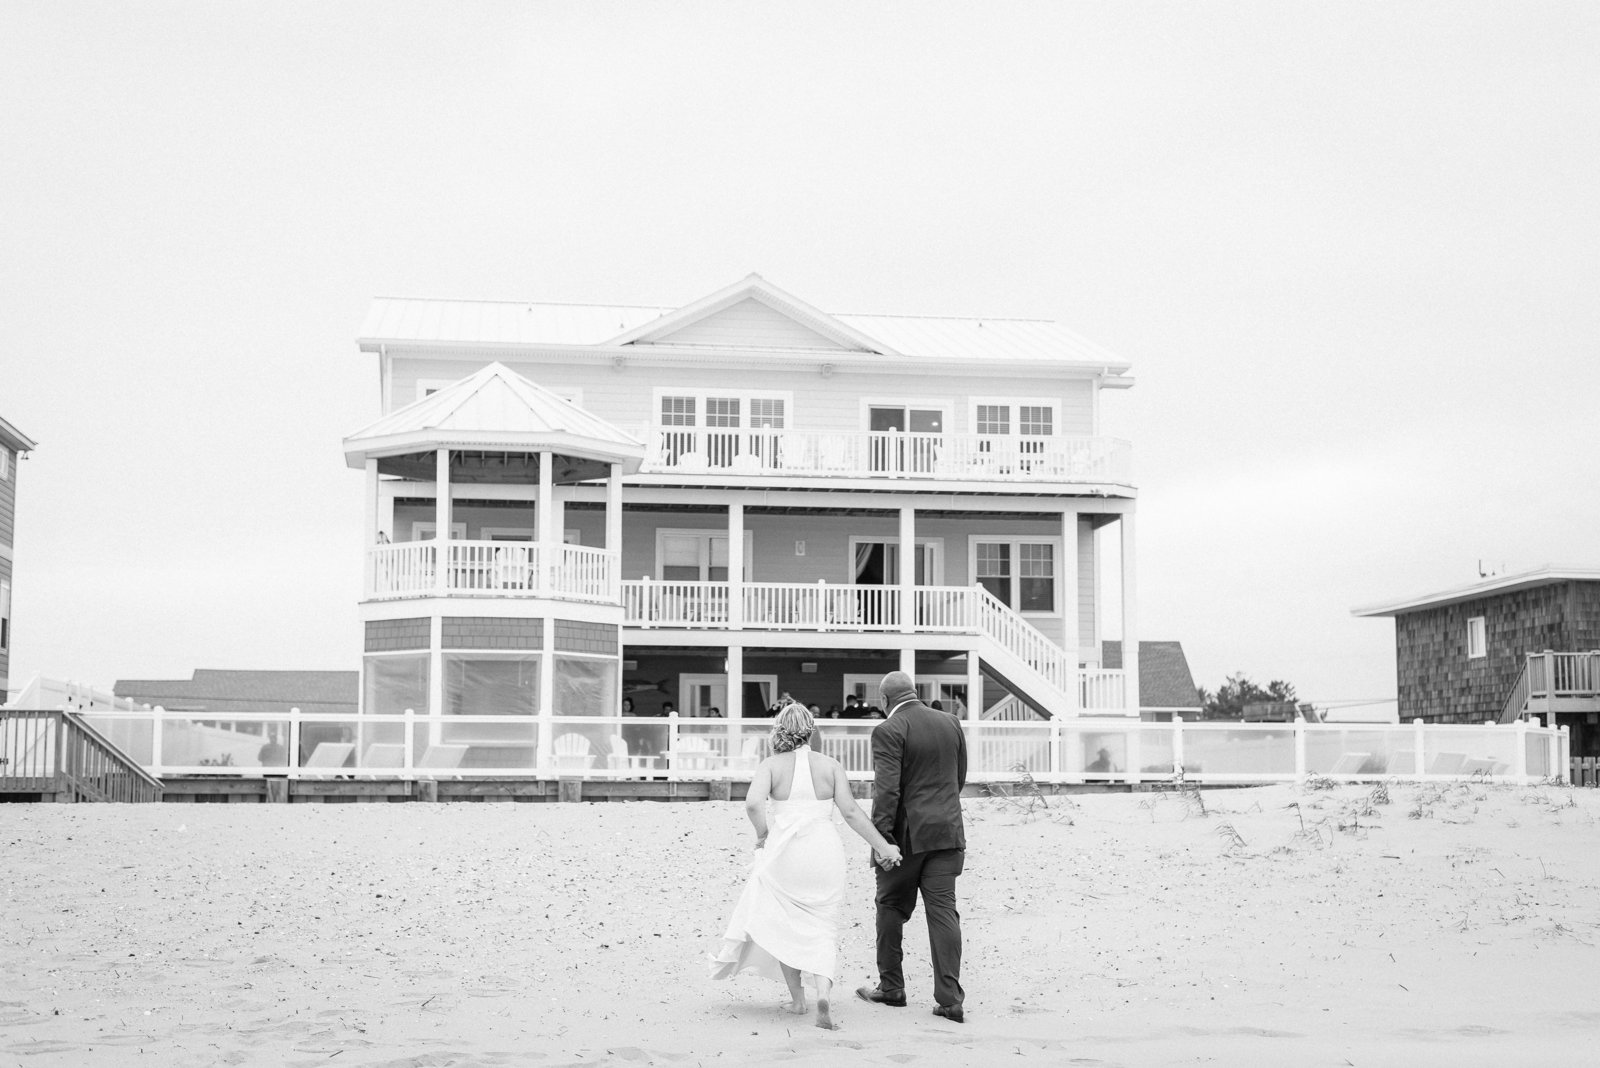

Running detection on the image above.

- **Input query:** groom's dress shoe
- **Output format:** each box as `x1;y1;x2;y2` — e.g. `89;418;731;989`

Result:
855;986;907;1007
932;1005;965;1023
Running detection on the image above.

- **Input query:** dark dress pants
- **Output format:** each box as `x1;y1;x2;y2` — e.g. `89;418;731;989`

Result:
874;847;964;1008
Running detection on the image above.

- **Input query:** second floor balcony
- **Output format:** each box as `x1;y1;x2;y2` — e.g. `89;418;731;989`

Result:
370;540;618;603
632;427;1132;485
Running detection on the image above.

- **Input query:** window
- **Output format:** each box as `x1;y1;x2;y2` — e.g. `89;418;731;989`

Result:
656;529;754;581
0;579;9;651
654;389;792;468
1019;406;1053;436
0;448;10;481
974;539;1057;614
1467;616;1486;659
975;405;1010;435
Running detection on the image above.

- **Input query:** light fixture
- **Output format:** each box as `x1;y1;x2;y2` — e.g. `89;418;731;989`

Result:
801;662;818;673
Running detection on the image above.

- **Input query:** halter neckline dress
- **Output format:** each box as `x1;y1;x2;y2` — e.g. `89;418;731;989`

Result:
708;745;845;990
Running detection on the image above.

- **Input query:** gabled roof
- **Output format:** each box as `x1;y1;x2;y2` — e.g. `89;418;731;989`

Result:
343;362;644;473
1351;565;1600;617
1101;640;1202;709
358;277;1133;372
604;273;894;354
0;413;37;453
114;670;358;715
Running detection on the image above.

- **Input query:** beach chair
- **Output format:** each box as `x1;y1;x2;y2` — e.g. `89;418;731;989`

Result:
1327;752;1372;776
304;742;354;770
727;735;765;773
673;735;718;772
728;452;762;474
362;743;406;769
1426;752;1467;776
607;734;658;777
553;733;595;771
417;744;467;773
674;451;709;473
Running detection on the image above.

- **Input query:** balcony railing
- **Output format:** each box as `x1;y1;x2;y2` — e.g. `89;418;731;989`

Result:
623;579;1127;712
370;540;619;602
632;427;1132;484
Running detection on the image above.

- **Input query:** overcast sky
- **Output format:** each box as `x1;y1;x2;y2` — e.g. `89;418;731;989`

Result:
4;1;1597;708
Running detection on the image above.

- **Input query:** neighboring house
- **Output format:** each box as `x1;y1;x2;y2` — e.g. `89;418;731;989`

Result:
1101;640;1201;720
343;274;1144;739
114;669;360;717
0;414;37;701
1353;567;1600;757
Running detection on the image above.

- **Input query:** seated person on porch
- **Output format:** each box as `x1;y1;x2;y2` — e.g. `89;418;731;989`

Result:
707;706;724;718
843;695;865;718
1087;747;1116;773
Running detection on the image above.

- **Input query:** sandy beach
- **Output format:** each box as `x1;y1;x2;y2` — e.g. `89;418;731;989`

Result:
4;780;1598;1067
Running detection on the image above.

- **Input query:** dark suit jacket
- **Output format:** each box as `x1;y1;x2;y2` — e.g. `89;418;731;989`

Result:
870;698;967;854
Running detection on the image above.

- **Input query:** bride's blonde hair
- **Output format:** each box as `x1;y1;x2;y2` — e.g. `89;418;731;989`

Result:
769;702;814;753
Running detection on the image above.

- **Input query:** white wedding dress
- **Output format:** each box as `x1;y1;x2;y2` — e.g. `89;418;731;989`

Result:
708;745;844;991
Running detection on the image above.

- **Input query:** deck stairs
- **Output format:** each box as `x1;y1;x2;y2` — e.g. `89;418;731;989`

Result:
1499;651;1600;724
0;709;163;802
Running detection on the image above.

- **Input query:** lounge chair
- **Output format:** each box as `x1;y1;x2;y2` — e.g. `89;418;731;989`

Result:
304;742;355;769
1326;752;1372;775
362;743;406;769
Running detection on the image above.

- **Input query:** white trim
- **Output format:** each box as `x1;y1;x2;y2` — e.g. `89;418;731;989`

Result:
0;447;10;481
969;535;1063;617
654;527;754;580
857;397;953;433
846;536;945;585
411;521;466;541
969;396;1062;438
1467;616;1487;659
1351;566;1600;617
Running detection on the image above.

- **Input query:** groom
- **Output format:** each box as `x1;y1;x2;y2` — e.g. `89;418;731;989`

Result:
856;670;968;1023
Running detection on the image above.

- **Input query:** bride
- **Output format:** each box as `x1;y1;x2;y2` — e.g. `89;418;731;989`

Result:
708;702;902;1029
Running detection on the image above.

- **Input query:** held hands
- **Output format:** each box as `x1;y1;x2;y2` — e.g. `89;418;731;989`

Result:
874;844;903;870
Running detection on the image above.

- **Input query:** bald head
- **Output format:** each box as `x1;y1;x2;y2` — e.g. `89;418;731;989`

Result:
879;670;917;709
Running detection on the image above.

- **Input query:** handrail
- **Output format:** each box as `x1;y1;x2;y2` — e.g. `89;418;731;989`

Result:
0;709;162;801
1499;658;1532;724
630;426;1133;484
57;709;1569;786
369;540;619;602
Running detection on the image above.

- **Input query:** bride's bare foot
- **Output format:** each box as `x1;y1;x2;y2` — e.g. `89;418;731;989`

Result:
781;964;806;1014
815;998;838;1030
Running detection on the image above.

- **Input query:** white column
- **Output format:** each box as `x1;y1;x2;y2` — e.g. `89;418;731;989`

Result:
726;644;743;720
900;648;915;675
428;614;444;718
727;502;744;630
605;466;623;552
899;505;916;633
537;452;554;596
434;448;451;595
364;458;379;598
606;466;624;604
537;617;556;771
966;647;982;721
1060;509;1080;715
1120;511;1139;718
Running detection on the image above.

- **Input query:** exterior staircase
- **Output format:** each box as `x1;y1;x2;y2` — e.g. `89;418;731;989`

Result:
0;709;163;802
1499;651;1600;724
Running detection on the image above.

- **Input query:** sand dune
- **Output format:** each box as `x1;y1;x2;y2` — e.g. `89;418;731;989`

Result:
4;780;1597;1067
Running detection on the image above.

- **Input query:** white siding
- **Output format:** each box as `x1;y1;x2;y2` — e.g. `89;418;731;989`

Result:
642;298;850;351
388;356;1097;435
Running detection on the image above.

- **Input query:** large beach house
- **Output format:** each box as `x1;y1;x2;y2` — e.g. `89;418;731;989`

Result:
0;414;37;701
343;275;1142;762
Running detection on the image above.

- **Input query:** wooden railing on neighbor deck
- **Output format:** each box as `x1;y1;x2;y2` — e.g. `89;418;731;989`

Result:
0;710;163;802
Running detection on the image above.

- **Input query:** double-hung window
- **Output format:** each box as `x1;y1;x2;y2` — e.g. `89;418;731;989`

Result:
974;539;1056;613
1467;616;1486;659
0;579;9;651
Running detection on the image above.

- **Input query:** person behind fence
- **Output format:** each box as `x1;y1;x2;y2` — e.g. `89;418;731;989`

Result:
709;702;902;1030
855;669;968;1023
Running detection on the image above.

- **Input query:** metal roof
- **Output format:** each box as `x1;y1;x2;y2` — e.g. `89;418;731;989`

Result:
357;276;1132;369
343;362;645;471
0;413;37;453
1350;565;1600;617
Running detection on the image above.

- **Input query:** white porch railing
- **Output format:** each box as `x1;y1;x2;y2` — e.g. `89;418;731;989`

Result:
69;710;1570;786
621;579;1127;714
370;540;619;603
632;427;1132;484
